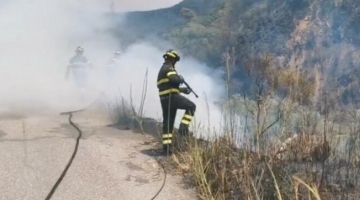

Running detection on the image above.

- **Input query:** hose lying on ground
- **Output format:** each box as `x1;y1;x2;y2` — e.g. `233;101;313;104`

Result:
43;97;168;200
150;155;167;200
44;113;81;200
44;99;98;200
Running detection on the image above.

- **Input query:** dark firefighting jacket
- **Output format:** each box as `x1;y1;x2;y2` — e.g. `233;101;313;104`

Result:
157;61;183;96
68;54;90;69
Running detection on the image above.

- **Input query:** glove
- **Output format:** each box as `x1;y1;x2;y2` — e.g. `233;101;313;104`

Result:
180;87;191;95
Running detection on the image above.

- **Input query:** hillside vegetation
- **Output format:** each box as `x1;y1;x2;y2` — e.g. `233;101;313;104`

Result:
117;0;360;105
111;0;360;199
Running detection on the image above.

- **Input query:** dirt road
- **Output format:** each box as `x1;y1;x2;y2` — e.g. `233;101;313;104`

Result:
0;105;197;200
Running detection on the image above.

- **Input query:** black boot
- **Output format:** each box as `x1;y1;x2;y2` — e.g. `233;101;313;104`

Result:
178;124;190;136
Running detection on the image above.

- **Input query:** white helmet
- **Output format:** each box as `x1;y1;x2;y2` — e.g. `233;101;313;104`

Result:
114;50;121;56
76;46;84;54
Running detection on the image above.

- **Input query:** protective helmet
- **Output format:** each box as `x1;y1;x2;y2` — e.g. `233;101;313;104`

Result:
163;49;180;62
114;50;121;56
75;46;84;53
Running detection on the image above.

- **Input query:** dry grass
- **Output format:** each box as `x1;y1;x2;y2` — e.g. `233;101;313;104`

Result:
106;52;360;200
172;133;330;200
170;54;360;200
171;126;360;199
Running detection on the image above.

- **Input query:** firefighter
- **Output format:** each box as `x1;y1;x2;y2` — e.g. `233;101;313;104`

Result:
108;50;122;66
157;49;196;155
107;50;122;83
65;46;91;90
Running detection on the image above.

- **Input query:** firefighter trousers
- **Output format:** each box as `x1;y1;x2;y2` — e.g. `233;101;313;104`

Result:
160;93;196;152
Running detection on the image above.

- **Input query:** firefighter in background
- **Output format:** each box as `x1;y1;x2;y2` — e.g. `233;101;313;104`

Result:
65;46;91;91
157;49;196;155
107;50;122;83
108;50;122;66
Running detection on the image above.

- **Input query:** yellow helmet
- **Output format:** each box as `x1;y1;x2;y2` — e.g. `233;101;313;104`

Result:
163;49;180;62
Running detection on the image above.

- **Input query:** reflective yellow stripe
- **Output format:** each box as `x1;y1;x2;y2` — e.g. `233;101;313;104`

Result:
163;139;172;144
166;52;178;58
159;89;180;96
157;78;169;85
183;115;193;120
181;119;190;125
166;71;177;77
163;134;172;138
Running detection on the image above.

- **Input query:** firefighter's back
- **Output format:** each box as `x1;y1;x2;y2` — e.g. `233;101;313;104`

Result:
157;63;181;97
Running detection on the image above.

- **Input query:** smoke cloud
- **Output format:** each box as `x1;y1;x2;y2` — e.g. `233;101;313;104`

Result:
110;42;225;136
0;0;224;136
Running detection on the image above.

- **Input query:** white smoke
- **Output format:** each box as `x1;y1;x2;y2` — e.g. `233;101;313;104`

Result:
108;42;225;136
0;0;225;137
0;0;117;115
108;0;182;12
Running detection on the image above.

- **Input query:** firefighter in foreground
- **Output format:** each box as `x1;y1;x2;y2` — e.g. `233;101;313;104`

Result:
157;49;196;155
66;46;91;91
